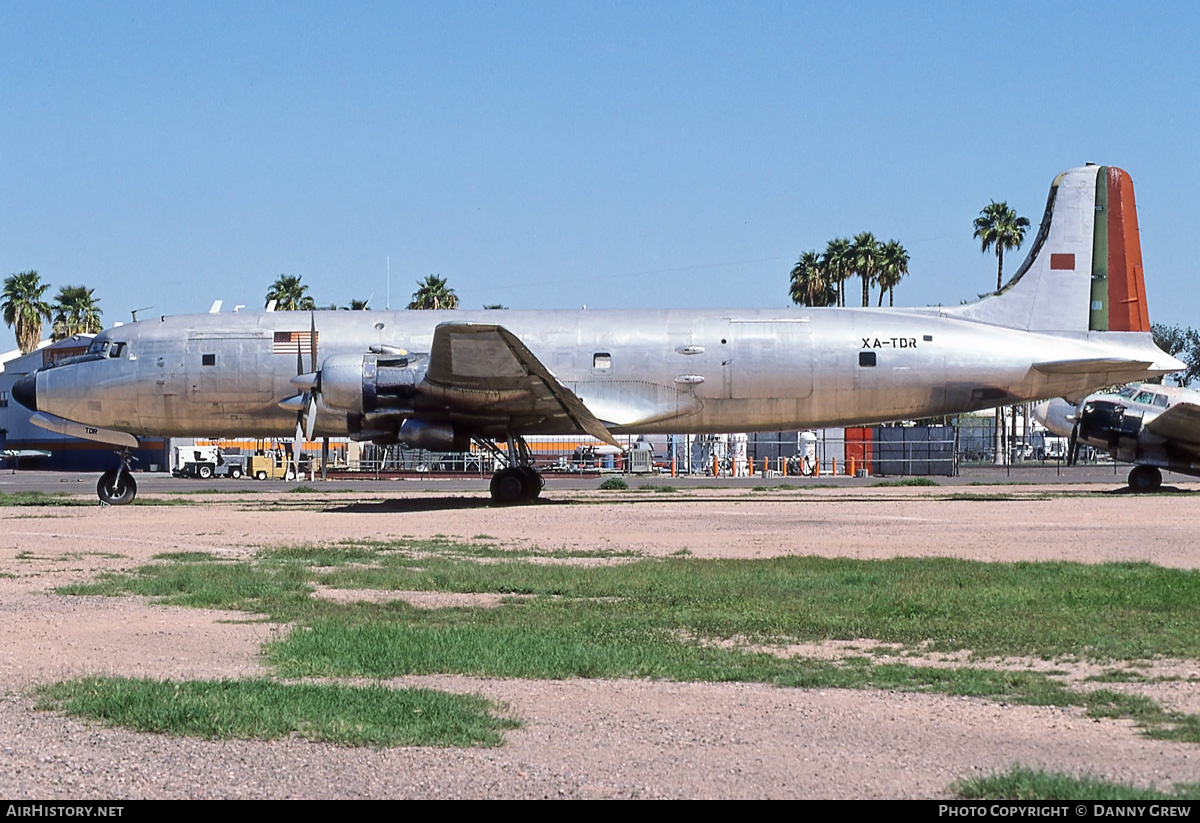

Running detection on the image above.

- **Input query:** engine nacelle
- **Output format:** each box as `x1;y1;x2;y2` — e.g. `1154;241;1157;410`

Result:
398;419;470;452
319;352;426;413
1077;400;1143;461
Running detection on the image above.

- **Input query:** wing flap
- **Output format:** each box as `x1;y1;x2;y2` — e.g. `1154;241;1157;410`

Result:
423;323;620;447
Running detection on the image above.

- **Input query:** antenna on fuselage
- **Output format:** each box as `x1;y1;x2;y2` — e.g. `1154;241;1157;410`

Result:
130;306;153;322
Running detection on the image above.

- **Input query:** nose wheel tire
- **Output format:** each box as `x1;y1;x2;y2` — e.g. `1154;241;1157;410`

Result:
97;470;137;505
1127;465;1162;493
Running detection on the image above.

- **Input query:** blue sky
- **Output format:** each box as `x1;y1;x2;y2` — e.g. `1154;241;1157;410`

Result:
3;1;1199;350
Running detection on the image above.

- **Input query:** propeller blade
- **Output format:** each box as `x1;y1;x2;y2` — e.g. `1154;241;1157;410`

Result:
305;395;317;441
295;417;305;447
310;313;318;374
1067;421;1079;467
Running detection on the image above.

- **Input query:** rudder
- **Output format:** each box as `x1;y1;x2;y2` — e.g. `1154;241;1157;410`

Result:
946;164;1151;334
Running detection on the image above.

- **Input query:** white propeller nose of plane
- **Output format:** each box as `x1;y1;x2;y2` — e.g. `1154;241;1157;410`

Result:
1031;397;1077;438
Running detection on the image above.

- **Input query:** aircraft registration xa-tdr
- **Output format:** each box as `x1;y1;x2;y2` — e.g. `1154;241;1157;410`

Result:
12;164;1183;504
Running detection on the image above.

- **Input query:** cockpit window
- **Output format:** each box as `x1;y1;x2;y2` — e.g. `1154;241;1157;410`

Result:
1154;394;1169;408
1134;391;1157;405
108;342;126;358
87;340;109;355
1117;387;1138;398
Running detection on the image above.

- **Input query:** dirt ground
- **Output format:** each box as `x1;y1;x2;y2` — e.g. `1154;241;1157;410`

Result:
2;480;1199;799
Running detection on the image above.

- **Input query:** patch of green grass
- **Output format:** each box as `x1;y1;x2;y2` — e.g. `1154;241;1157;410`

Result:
35;677;518;747
289;485;319;493
636;484;676;493
1085;689;1200;741
953;766;1200;800
59;560;316;616
0;490;84;507
66;552;1200;661
263;537;640;564
1085;668;1151;683
60;546;1200;741
152;552;220;562
869;477;940;487
598;477;628;491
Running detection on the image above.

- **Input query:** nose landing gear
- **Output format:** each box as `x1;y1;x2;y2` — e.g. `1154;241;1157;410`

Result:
98;451;138;505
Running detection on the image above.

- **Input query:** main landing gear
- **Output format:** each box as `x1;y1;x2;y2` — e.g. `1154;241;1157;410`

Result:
477;436;544;505
1127;465;1162;493
97;450;138;505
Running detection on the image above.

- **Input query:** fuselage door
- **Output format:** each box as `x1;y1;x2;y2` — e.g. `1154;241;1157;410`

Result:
728;317;814;400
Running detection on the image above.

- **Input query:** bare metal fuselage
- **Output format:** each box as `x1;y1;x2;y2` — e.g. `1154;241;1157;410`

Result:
34;307;1170;441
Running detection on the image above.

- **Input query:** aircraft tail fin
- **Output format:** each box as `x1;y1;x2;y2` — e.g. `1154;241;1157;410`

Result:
946;164;1151;334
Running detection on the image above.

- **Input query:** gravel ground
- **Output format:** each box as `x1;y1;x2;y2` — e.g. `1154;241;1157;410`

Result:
2;480;1199;799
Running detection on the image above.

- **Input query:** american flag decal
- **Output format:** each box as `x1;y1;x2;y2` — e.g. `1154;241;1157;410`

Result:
273;331;318;354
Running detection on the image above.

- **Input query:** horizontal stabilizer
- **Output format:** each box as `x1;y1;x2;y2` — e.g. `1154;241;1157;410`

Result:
30;412;139;449
1143;403;1200;447
1032;358;1152;375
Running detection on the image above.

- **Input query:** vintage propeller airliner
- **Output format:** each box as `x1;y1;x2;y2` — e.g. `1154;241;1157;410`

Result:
1036;382;1200;491
13;164;1182;504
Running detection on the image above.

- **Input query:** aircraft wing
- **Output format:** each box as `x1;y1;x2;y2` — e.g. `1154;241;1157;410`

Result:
422;323;620;447
1142;402;1200;449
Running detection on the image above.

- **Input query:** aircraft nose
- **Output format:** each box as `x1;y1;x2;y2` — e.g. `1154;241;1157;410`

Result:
11;374;38;411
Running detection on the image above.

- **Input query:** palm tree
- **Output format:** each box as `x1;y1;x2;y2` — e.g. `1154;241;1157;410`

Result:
973;201;1030;291
2;271;52;353
974;202;1029;466
850;232;880;308
407;275;459;310
344;298;371;310
876;240;910;307
821;238;853;307
51;285;103;340
265;275;317;311
789;251;835;307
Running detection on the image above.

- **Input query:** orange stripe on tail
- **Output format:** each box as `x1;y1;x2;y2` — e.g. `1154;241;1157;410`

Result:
1106;167;1151;332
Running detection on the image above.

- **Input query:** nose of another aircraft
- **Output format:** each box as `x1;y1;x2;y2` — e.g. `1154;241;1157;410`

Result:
12;374;38;412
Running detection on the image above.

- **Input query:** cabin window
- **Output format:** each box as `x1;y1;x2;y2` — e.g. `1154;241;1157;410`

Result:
858;352;876;367
0;391;7;408
1134;390;1156;405
1154;394;1169;408
593;352;612;370
202;354;216;366
923;335;933;342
